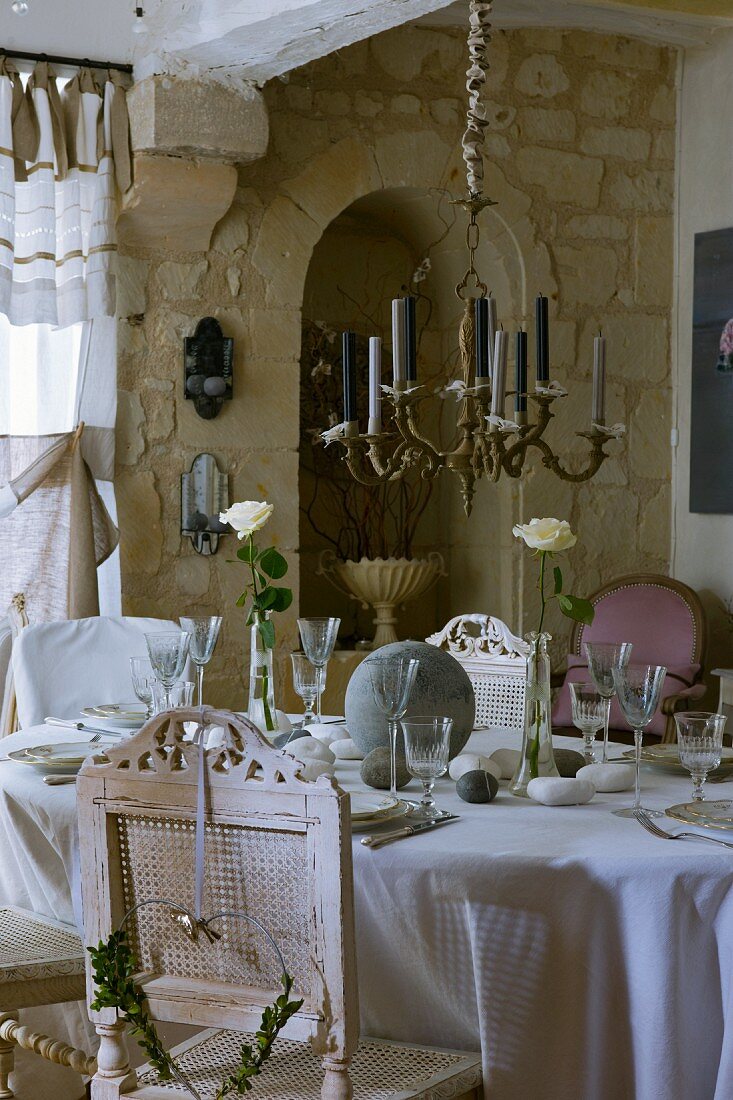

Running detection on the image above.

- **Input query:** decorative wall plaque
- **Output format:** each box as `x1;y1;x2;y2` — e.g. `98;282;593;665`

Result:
184;317;234;419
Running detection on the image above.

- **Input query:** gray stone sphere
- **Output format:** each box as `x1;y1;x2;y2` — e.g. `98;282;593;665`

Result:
360;747;411;790
457;769;498;803
345;641;475;761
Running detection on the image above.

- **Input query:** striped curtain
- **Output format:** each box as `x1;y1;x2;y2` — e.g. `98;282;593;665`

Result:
0;57;131;327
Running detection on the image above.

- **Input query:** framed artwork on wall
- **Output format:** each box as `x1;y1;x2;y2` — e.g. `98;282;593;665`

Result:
690;226;733;514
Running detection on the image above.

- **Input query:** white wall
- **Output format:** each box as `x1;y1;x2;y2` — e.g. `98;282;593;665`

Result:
673;28;733;676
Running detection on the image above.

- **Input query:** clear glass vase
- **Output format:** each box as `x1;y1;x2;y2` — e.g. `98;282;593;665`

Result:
247;611;277;735
510;631;559;797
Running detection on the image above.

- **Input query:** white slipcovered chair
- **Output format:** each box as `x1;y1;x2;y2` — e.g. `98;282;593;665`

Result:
77;707;483;1099
427;614;529;730
12;615;183;729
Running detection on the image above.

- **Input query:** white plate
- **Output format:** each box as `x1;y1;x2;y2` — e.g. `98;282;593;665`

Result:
82;704;146;729
8;742;108;774
667;800;733;830
350;800;411;833
623;744;733;778
350;793;399;821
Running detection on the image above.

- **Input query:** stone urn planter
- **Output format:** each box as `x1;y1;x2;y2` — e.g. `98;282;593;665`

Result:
318;551;445;648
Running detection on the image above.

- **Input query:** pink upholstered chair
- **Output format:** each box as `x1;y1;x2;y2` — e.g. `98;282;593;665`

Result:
553;574;707;743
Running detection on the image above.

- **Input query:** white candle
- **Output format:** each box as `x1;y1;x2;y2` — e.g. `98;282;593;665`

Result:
487;295;497;378
368;336;382;435
391;299;406;387
592;333;606;424
490;329;508;417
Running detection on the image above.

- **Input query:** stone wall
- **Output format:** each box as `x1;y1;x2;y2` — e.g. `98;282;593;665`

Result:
116;23;677;706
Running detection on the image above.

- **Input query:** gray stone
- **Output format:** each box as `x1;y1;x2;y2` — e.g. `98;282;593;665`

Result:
360;747;411;791
554;748;586;778
457;770;498;804
345;642;476;760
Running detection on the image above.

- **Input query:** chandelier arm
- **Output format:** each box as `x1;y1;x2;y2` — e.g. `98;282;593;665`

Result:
340;438;394;486
462;0;493;197
535;434;611;483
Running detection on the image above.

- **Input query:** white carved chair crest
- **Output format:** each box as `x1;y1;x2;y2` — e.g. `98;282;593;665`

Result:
427;614;529;661
80;706;335;793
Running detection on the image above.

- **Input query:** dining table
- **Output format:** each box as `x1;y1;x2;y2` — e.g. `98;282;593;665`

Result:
2;721;733;1100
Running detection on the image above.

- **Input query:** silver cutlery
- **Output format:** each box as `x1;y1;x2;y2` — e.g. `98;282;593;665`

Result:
44;717;125;738
43;775;78;786
633;808;733;850
361;813;459;849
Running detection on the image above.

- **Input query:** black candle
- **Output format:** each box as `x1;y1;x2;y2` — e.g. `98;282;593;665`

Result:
342;330;357;422
515;330;527;413
475;297;489;378
535;295;549;381
404;296;417;382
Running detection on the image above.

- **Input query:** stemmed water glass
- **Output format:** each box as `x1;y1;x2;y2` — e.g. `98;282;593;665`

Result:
675;711;727;802
585;641;633;763
569;681;606;762
297;618;340;722
180;616;222;706
130;657;155;718
611;663;666;818
368;655;419;801
290;653;323;727
402;716;452;819
145;632;191;712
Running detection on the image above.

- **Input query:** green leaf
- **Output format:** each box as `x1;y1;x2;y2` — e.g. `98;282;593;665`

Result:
236;544;257;564
553;566;563;595
559;595;595;625
259;547;288;580
269;587;293;613
235;592;248;608
255;587;278;611
258;618;276;649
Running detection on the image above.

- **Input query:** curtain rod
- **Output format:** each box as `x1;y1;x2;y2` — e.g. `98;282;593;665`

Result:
0;48;133;74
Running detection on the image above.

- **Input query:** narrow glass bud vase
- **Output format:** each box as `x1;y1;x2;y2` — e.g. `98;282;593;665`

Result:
510;631;559;797
247;611;277;736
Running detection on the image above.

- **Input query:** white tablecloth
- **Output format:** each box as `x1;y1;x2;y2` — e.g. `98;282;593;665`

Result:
2;724;733;1100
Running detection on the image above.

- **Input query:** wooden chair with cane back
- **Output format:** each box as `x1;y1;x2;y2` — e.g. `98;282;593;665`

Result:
77;707;482;1099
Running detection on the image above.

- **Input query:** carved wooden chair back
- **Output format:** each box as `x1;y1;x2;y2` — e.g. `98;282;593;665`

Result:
77;707;359;1096
427;615;530;730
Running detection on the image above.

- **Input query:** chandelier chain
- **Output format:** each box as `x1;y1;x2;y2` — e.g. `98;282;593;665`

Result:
462;0;493;198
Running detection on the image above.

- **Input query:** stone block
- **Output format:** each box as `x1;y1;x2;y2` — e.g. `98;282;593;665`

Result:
634;216;673;307
128;76;268;163
639;485;670;556
175;554;213;599
248;308;302;361
570;31;662;72
374;130;453;191
564;214;628;240
116;470;163;576
580;126;651;160
118;155;238;253
430;98;461;128
141;386;174;443
370;26;463;83
116;390;145;466
284;85;312;113
606;168;674;213
228;451;300;553
554;243;618;306
576;485;639;562
517;107;575;143
630;388;671;481
116;254;148;317
390;94;421;115
251;195;322;308
515;55;569;99
281;138;382;231
156;260;208;300
354;91;383;118
580;314;668;385
649;85;676;125
211;206;250;254
652;130;676;163
516;147;603;206
314;90;351;117
226;267;241;297
580;72;633;120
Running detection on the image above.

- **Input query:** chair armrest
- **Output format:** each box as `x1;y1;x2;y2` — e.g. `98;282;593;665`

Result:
550;670;566;690
661;683;706;716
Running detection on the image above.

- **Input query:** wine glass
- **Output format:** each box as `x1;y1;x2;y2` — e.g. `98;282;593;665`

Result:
368;655;419;801
130;657;155;718
569;681;606;762
611;663;666;818
151;679;195;714
585;641;633;763
145;632;191;712
297;618;340;722
290;653;323;727
180;616;222;706
675;711;727;802
402;716;452;819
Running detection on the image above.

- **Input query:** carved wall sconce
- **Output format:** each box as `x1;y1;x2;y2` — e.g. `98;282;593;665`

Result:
184;317;233;419
181;453;229;555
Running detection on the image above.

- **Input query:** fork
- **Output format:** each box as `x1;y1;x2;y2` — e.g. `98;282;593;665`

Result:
634;808;733;850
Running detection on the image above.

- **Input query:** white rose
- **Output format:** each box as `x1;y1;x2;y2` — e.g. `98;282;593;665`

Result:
512;517;577;552
219;500;274;540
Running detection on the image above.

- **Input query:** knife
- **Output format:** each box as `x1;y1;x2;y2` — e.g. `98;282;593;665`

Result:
361;814;459;849
44;717;125;737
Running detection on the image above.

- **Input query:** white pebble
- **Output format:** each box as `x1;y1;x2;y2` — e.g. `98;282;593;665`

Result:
527;777;596;806
286;735;336;765
306;723;346;746
332;738;364;760
449;753;502;782
298;759;335;782
490;748;521;780
577;763;634;792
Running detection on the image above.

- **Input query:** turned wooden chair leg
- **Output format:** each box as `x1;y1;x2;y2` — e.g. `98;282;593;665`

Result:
0;1012;17;1100
90;1022;136;1099
321;1055;353;1100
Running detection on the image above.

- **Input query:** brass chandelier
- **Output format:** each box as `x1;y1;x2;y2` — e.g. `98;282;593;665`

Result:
325;0;624;516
